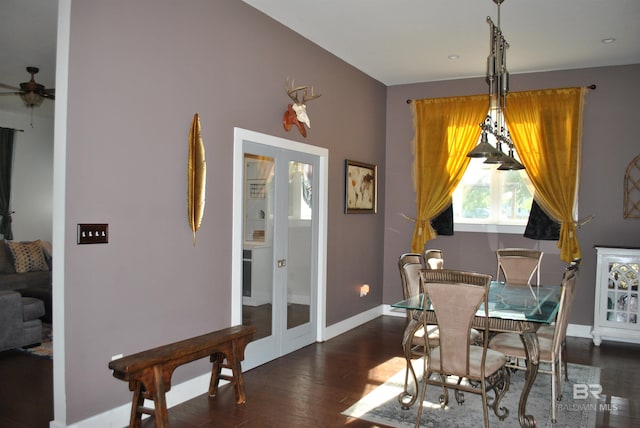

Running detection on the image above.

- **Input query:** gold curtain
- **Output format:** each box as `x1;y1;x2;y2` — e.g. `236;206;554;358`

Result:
505;87;587;262
410;95;488;252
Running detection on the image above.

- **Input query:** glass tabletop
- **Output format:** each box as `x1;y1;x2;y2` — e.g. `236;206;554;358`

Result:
391;281;562;324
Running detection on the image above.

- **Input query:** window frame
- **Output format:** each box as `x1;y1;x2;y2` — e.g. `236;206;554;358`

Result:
453;156;533;235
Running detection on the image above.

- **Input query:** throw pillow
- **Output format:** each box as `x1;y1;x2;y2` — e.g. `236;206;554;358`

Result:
6;240;50;273
0;240;16;273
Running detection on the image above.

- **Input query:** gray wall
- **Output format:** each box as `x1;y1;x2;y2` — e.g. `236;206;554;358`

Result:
0;109;53;242
63;0;385;423
383;64;640;326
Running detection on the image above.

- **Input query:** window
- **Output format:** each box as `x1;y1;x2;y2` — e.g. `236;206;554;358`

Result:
453;149;533;233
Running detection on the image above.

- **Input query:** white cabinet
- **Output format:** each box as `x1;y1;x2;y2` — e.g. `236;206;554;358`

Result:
242;245;273;307
592;246;640;345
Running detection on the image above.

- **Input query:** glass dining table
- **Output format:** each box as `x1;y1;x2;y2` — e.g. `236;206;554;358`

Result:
392;281;562;428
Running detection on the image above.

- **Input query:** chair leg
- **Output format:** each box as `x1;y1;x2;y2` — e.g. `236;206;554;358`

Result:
399;356;420;409
562;340;569;381
556;342;567;401
490;367;510;420
481;381;490;428
399;318;424;409
557;356;564;403
414;356;429;428
551;360;557;423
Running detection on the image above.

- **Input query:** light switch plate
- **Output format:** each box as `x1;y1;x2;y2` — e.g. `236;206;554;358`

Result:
77;223;108;244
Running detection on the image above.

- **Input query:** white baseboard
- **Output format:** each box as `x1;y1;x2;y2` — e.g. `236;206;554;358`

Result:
321;305;384;341
566;323;592;339
60;371;230;428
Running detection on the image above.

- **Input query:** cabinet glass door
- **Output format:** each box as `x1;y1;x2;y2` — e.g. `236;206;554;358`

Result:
606;261;640;325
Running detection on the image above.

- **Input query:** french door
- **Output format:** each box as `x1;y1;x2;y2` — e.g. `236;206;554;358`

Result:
232;128;327;370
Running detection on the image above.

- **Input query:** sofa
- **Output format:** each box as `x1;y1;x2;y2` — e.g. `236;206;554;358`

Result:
0;240;52;323
0;290;45;352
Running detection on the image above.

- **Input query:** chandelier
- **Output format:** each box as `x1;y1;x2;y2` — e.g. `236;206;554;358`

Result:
467;0;524;171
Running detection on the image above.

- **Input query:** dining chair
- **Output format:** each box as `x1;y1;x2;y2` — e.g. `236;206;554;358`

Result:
536;325;568;382
496;248;543;307
488;261;579;423
397;253;482;409
415;269;510;428
424;249;444;270
537;257;577;382
398;253;440;408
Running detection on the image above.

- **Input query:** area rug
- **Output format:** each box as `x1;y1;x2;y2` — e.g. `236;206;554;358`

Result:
342;360;599;428
18;323;52;359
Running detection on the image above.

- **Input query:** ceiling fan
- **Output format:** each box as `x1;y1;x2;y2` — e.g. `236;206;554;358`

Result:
0;66;55;107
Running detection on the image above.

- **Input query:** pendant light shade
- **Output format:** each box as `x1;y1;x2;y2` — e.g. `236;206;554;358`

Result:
466;0;524;171
467;132;502;158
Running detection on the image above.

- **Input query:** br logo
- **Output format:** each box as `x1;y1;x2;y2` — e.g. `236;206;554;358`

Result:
573;384;602;400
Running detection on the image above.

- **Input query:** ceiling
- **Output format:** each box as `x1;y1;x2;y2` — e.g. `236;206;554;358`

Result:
1;0;639;120
242;0;640;85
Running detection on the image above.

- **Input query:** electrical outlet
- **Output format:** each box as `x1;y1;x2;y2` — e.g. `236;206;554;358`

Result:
77;224;109;244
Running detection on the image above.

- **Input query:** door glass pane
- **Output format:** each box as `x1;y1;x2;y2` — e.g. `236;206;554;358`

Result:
242;154;274;340
286;160;312;330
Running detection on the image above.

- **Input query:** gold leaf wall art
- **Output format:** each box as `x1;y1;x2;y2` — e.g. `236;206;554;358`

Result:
188;113;206;245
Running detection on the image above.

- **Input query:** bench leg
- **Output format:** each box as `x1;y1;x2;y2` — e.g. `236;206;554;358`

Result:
228;346;246;404
208;346;247;405
151;365;170;428
130;382;145;428
132;366;170;428
208;352;225;397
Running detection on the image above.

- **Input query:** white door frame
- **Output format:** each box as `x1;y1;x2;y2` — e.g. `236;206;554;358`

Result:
231;128;328;369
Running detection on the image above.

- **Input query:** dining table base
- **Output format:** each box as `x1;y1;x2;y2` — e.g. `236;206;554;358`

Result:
518;329;540;428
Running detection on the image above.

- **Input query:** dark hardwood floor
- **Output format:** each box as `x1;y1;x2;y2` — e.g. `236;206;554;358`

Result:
1;316;639;427
0;347;53;428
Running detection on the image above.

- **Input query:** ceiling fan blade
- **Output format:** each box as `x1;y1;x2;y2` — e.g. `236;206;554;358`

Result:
42;92;55;100
0;83;21;91
0;92;21;96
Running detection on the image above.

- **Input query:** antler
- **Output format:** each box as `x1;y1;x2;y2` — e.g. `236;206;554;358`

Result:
302;85;321;103
286;78;307;104
286;77;321;104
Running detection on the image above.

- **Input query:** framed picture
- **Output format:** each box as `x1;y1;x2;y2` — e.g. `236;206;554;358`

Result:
345;159;377;214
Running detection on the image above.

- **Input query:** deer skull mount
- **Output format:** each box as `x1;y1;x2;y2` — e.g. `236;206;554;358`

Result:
283;78;321;138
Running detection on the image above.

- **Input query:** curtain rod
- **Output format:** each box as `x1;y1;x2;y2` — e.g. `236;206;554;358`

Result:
0;126;24;132
406;84;597;104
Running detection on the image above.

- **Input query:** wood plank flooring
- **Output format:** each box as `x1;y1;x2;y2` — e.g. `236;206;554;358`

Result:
0;347;53;428
1;316;639;427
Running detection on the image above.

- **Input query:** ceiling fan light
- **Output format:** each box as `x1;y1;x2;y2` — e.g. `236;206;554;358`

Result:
20;91;44;107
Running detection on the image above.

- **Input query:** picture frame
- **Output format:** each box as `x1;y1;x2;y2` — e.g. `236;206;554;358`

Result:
345;159;377;214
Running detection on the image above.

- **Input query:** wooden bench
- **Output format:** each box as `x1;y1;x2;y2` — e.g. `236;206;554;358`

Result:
108;325;256;428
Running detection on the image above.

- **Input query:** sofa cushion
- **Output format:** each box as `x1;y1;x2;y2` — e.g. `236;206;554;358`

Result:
19;287;52;324
0;241;16;274
21;296;45;321
7;240;49;273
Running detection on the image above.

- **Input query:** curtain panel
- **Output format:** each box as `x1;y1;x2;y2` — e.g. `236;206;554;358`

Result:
505;87;587;263
0;127;14;240
410;95;488;252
